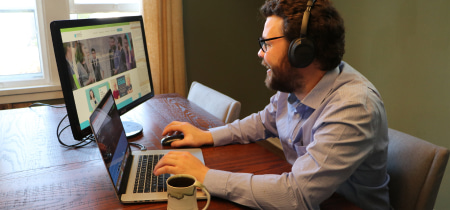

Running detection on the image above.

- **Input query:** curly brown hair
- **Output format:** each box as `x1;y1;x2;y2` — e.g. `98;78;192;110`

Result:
260;0;345;71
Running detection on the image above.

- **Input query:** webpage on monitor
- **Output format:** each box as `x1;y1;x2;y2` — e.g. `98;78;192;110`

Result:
60;20;152;131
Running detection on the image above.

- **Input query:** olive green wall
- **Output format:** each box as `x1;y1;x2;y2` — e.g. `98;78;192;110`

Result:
183;1;450;209
183;0;273;118
333;1;450;209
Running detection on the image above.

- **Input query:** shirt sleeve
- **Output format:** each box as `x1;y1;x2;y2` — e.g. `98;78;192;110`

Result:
208;93;280;146
203;169;311;209
204;93;312;209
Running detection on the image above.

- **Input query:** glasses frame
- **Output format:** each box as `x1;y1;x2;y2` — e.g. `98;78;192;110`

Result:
258;36;285;53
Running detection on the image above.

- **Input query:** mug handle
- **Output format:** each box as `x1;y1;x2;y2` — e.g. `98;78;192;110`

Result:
193;181;211;210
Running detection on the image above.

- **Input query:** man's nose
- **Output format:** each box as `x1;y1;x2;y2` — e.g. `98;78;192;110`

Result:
258;48;265;58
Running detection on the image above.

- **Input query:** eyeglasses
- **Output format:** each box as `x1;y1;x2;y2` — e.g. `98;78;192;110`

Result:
258;36;285;53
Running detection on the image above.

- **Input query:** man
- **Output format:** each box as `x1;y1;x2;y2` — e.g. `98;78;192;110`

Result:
115;36;128;75
154;0;390;209
63;42;78;90
108;37;118;76
91;48;103;81
123;35;136;70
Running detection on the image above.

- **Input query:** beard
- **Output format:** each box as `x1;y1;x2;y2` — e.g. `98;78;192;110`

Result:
262;57;300;93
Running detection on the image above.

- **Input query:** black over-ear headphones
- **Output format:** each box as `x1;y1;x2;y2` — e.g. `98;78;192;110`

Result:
288;0;316;68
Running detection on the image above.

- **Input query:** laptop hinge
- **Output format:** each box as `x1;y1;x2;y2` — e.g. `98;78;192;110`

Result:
119;146;134;195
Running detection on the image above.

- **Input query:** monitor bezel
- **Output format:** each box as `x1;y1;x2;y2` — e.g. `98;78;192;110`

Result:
50;16;154;140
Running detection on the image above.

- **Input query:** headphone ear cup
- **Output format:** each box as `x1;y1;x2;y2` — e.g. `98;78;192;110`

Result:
288;38;315;68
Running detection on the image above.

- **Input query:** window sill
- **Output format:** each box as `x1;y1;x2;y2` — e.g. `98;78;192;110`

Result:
0;85;63;104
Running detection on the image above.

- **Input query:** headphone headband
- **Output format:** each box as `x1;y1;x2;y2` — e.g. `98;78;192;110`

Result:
300;0;316;37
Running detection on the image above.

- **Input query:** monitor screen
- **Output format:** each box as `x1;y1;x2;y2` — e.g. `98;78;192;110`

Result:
51;16;154;140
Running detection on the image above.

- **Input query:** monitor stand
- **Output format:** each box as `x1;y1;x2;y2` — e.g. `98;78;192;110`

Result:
123;121;143;138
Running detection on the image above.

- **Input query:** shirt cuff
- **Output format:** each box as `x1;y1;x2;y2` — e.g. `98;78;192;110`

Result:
209;126;232;146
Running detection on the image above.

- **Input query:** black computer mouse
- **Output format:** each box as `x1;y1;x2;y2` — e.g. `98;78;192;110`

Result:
161;133;184;146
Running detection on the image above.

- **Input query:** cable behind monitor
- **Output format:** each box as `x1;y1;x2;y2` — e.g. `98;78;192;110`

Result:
29;103;94;148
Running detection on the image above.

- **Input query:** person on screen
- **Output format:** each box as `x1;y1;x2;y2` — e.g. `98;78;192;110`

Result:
63;42;78;90
116;36;128;74
125;76;133;94
76;42;95;87
91;48;103;81
123;35;136;70
112;81;120;99
109;37;118;76
89;89;98;110
153;0;390;209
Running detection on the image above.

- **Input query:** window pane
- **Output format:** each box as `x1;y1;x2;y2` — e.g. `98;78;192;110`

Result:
70;0;140;20
71;12;140;20
0;10;42;79
74;0;139;4
0;1;34;10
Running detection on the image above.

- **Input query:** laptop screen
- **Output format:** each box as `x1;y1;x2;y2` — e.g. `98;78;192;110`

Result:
90;90;131;193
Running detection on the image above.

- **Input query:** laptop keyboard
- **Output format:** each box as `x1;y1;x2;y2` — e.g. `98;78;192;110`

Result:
133;154;168;193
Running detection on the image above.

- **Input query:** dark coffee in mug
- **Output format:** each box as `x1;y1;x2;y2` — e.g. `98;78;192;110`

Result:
168;176;195;188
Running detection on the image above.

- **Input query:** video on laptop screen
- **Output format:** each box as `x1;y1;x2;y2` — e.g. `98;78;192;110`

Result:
57;18;153;136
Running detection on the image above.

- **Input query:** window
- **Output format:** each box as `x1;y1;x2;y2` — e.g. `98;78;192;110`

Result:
0;0;140;104
69;0;140;19
0;1;49;91
0;1;41;82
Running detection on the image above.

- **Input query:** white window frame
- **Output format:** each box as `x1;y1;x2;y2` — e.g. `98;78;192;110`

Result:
0;0;141;104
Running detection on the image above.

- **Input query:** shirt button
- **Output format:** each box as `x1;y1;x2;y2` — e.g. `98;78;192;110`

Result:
289;139;292;143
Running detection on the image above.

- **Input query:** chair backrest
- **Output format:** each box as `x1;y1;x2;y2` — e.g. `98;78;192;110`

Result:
387;128;449;210
187;81;241;124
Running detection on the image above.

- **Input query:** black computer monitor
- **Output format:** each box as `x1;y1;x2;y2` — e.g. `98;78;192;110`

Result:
50;16;154;140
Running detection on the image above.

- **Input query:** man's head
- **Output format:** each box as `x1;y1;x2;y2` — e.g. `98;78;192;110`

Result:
260;0;345;71
259;16;297;92
109;37;116;48
91;48;97;59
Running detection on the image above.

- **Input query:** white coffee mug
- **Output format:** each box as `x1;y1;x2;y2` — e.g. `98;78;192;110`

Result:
166;174;211;210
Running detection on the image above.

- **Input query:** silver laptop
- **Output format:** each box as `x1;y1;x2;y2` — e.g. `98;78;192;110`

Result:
89;90;205;203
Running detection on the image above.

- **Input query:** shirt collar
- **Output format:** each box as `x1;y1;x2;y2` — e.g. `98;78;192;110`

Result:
287;93;313;119
291;65;340;110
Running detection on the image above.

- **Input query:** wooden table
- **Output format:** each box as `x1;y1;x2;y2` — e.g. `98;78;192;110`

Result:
0;93;360;209
0;94;289;209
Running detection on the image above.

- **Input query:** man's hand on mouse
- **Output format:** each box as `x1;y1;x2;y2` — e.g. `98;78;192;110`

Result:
162;121;214;148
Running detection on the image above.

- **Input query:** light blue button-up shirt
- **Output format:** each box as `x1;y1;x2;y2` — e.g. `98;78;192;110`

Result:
204;62;390;209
